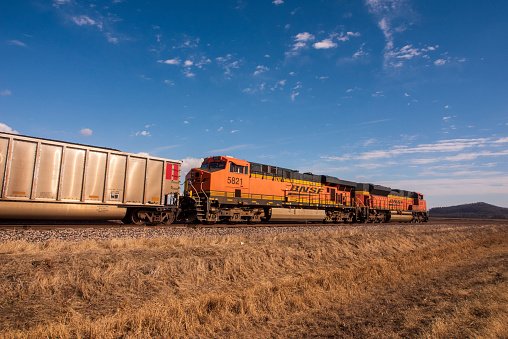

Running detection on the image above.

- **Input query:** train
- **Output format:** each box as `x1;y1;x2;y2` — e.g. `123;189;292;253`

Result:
0;132;428;225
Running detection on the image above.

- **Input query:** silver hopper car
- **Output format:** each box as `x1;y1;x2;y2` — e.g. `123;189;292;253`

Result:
0;132;181;225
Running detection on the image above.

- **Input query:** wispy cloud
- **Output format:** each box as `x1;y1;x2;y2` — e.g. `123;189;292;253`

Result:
379;176;508;197
208;144;253;154
360;118;391;125
365;0;418;67
53;1;123;44
72;15;102;28
216;54;242;76
8;40;27;47
322;137;508;162
253;65;269;76
0;89;12;96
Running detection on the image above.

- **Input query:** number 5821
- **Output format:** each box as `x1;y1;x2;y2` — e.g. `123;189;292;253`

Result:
227;177;242;185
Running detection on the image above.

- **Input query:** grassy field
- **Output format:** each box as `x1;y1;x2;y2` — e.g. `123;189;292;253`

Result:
0;222;507;338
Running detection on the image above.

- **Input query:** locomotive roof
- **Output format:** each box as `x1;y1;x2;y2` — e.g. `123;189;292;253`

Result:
206;155;422;197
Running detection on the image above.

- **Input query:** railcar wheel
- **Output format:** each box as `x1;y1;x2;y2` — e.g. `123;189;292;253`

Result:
130;209;146;225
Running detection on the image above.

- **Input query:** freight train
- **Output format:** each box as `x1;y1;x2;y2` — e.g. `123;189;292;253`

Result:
0;133;428;225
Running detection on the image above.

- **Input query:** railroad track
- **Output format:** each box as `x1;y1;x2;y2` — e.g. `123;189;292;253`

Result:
0;218;504;232
0;221;425;230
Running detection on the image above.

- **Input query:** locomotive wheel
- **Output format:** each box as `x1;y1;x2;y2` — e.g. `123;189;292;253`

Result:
163;212;176;225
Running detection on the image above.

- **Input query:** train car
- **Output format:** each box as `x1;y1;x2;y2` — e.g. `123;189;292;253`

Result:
181;156;428;224
0;132;181;224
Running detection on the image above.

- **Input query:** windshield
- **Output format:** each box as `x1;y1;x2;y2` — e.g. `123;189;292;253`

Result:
201;161;226;172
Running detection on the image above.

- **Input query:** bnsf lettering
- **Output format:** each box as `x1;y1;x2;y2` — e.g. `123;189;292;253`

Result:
290;185;323;194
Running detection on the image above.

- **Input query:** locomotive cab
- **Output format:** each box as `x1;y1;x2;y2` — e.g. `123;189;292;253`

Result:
184;156;250;198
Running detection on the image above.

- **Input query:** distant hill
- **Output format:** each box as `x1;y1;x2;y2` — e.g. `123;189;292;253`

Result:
429;202;508;219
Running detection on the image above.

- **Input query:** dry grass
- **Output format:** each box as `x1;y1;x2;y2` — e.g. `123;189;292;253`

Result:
0;223;507;338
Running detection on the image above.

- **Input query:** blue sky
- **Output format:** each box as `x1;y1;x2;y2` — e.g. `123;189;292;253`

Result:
1;0;508;208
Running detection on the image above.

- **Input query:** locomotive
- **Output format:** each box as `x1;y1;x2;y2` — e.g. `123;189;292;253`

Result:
0;133;427;225
180;156;428;224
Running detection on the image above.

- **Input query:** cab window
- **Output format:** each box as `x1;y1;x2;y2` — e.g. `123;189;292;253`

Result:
206;161;226;172
229;163;248;174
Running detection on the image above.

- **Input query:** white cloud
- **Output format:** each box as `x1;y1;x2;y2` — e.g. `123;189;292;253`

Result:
444;151;508;162
184;60;193;67
79;128;93;136
181;157;204;178
434;59;447;66
291;92;299;101
287;32;316;56
8;40;27;47
253;65;269;76
72;15;101;29
337;31;361;42
493;137;508;144
164;80;175;86
135;131;151;136
294;32;315;42
313;39;337;49
1;89;12;96
0;123;19;134
272;0;284;5
160;58;180;65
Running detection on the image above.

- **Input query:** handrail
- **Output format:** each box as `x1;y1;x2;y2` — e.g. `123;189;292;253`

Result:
200;181;208;199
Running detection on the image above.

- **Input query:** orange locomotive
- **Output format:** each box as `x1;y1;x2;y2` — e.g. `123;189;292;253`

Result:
180;156;428;224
